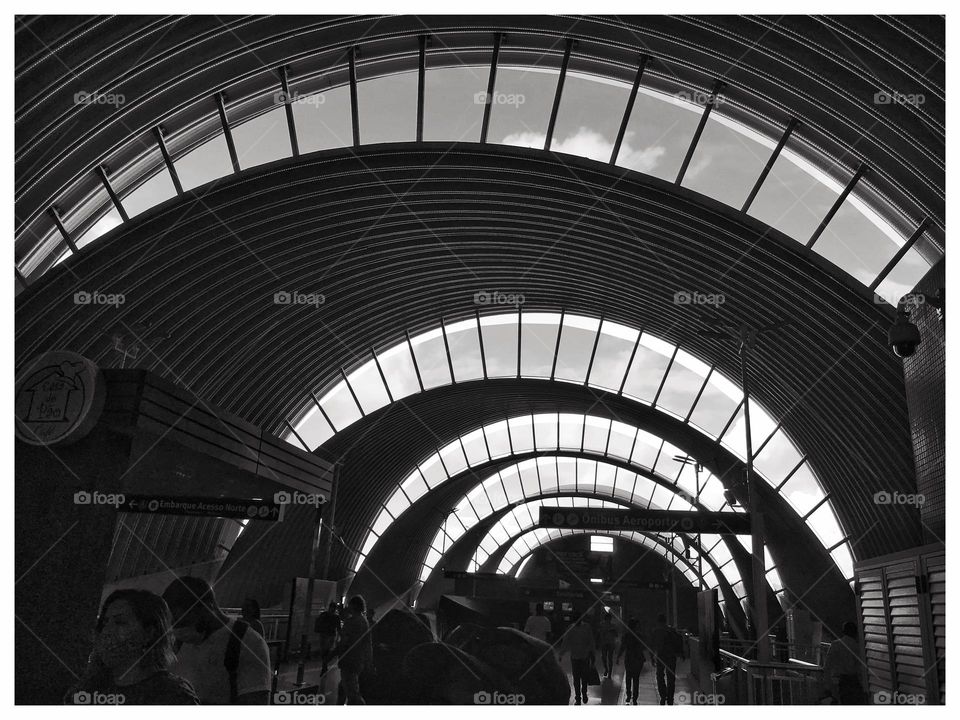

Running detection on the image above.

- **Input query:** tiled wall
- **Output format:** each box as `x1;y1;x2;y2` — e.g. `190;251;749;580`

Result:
902;259;945;544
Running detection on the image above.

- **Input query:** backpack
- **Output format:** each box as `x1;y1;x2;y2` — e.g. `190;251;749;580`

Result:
224;619;249;704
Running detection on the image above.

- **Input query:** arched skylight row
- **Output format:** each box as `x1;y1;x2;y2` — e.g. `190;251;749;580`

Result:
353;412;744;571
23;49;939;302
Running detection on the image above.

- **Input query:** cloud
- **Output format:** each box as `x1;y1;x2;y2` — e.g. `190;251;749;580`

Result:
502;127;666;174
685;155;713;180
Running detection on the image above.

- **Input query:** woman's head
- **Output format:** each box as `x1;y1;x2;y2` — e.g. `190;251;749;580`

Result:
162;576;223;644
95;590;176;674
347;595;366;615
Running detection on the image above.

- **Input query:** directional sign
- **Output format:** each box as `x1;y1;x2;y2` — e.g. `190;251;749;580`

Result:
443;570;514;581
118;495;284;521
609;579;671;591
538;506;751;534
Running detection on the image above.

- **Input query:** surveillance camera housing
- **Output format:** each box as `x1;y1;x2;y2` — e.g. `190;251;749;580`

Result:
888;315;922;358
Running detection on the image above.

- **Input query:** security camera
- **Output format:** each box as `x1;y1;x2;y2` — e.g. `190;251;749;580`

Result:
888;314;921;358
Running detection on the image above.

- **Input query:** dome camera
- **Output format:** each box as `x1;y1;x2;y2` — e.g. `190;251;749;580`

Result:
888;314;921;358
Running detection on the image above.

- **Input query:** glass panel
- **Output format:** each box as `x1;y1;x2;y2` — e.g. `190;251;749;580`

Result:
520;312;559;378
830;543;855;579
699;475;727;511
576;458;597;493
614;87;703;181
874;245;934;307
385;490;409;519
121;169;177;218
346;359;391;415
649;482;675;511
813;196;904;286
607;421;637;461
74;208;123;249
753;428;804;486
377;342;420;400
582;416;611;454
360;533;377;557
556;457;577;489
780;462;826;517
440;441;469;478
655;348;710;419
518;459;541;497
174;134;234;191
681;113;772;208
748;145;841;243
480;313;519;378
233;107;291;169
424;64;487;142
538;457;559;493
318;381;362;430
484;476;508;511
621;332;674;403
688;371;742;439
533;413;559;451
595;463;616;497
588;321;640;392
410;327;452;390
467;484;493;518
631;430;662;469
461;428;489;466
554;315;601;383
551;71;631;162
558;413;585;450
400;471;429;504
484;420;512;458
419;455;447;489
613;468;635;502
499;465;524;504
807;502;845;548
721;400;777;462
445;317;485;382
290;85;352;152
508;416;535;454
487;66;560;146
357;70;417;144
292;404;334;450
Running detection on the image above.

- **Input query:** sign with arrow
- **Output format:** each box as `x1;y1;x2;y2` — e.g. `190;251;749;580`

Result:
118;495;284;521
538;506;751;534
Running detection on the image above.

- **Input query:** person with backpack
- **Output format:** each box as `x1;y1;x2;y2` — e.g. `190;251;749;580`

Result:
617;617;647;705
651;613;683;705
162;577;271;704
314;601;341;675
333;595;373;704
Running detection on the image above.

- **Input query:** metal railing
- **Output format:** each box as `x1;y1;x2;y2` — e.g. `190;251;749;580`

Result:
712;648;826;704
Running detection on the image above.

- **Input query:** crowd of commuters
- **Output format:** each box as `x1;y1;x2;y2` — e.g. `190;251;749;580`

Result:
67;577;375;705
524;603;685;705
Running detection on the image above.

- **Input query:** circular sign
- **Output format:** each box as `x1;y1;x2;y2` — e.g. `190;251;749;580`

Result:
552;512;565;526
566;512;580;527
15;352;105;446
680;517;695;532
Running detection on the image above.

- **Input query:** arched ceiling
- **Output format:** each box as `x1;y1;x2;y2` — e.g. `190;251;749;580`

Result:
15;15;944;260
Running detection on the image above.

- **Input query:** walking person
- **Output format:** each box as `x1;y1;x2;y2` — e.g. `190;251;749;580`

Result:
651;614;683;705
560;614;597;705
617;618;647;705
334;596;373;704
314;601;341;675
241;598;266;639
523;603;553;644
823;622;866;704
162;577;271;704
599;612;618;678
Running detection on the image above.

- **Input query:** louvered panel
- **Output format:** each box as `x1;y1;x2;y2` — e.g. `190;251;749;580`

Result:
858;570;892;694
925;556;945;703
886;566;927;695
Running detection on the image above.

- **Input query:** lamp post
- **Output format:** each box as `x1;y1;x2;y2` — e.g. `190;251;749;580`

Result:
699;314;791;664
673;454;704;590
